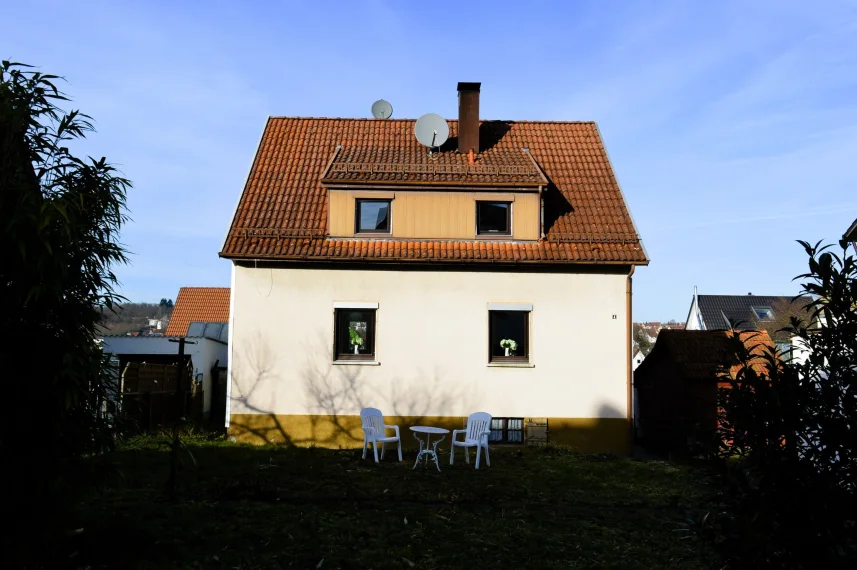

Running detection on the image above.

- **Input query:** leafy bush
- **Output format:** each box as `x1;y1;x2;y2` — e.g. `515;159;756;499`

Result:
0;61;130;561
701;240;857;569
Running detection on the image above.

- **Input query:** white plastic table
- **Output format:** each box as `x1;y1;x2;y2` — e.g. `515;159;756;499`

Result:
410;426;450;471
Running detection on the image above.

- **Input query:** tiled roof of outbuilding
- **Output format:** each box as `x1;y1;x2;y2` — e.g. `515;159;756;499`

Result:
641;329;775;382
164;287;230;337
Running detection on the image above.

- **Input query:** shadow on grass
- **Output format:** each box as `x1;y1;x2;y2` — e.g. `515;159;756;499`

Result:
52;437;713;570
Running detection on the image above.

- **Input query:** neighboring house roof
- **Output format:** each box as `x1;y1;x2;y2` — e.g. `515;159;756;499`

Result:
639;329;774;382
220;118;648;265
695;295;811;335
845;217;857;241
164;287;230;337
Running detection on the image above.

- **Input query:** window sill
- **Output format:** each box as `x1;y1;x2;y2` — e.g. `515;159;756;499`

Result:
332;360;380;366
487;362;534;368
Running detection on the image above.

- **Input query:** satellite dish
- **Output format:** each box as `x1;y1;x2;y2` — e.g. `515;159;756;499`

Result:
414;113;449;149
371;99;393;119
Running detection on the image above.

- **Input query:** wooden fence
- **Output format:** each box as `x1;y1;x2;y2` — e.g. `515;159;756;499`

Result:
120;361;203;431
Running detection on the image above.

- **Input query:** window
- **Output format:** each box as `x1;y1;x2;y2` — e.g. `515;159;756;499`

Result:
334;308;376;360
489;418;524;443
489;309;529;362
752;306;774;320
476;201;511;235
776;341;793;361
355;199;391;233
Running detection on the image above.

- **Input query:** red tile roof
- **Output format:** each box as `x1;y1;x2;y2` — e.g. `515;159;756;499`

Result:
164;287;231;337
648;329;776;381
322;146;547;186
220;118;647;265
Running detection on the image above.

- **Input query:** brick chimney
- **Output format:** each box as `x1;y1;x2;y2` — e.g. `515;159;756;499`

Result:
457;82;480;154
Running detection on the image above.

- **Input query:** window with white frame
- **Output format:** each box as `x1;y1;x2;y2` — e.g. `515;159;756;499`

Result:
488;304;532;363
333;303;379;361
489;418;524;443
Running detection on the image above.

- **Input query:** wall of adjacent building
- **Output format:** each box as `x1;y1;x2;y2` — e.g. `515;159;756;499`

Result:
101;336;227;413
228;264;631;453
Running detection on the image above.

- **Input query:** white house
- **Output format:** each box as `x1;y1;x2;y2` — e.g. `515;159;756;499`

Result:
101;335;227;415
219;82;649;453
101;287;231;420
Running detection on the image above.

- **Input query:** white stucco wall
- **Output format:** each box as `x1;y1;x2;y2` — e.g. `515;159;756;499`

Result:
230;265;629;421
101;336;228;413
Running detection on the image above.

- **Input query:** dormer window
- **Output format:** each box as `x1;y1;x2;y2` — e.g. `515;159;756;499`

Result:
752;306;774;320
476;201;511;236
355;199;391;234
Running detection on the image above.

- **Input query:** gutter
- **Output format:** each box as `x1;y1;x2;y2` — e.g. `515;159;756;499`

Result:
627;265;635;454
219;252;650;267
224;263;236;429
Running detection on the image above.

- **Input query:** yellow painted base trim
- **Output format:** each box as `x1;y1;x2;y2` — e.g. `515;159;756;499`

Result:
228;414;630;455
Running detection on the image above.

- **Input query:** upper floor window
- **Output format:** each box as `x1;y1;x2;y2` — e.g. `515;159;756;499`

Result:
355;199;391;233
476;201;511;236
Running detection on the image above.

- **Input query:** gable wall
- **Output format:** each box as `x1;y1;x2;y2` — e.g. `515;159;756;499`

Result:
228;264;630;452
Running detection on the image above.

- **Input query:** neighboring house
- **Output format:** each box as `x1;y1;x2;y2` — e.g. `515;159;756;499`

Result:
101;286;231;423
147;318;164;330
685;288;813;353
219;82;649;453
634;329;774;455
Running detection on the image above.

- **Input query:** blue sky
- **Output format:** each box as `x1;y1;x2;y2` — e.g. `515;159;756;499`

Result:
5;0;857;322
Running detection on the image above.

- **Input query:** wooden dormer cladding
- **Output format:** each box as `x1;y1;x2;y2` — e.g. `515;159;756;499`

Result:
323;146;546;241
328;189;541;240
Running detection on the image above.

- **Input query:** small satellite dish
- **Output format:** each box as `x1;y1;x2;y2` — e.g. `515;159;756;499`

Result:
414;113;449;149
371;99;393;119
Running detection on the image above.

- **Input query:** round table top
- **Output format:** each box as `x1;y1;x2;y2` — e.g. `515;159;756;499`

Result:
410;426;450;435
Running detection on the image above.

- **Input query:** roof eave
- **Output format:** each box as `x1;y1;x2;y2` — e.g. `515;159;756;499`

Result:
217;251;650;266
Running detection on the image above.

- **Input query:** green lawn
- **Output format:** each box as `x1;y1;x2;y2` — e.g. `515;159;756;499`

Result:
63;435;712;569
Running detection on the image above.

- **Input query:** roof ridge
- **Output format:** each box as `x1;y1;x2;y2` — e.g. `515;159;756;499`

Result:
266;116;597;125
698;294;796;297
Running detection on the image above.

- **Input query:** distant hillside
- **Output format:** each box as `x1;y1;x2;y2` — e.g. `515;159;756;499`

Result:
99;300;173;336
633;320;685;356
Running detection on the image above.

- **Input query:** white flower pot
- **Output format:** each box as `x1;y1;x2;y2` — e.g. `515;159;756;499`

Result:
504;347;510;356
353;345;359;354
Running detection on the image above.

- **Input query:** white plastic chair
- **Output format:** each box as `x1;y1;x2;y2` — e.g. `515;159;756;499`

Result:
360;407;402;463
450;412;492;469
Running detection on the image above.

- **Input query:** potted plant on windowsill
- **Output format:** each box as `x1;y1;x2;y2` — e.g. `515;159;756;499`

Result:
349;326;364;354
500;338;517;357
